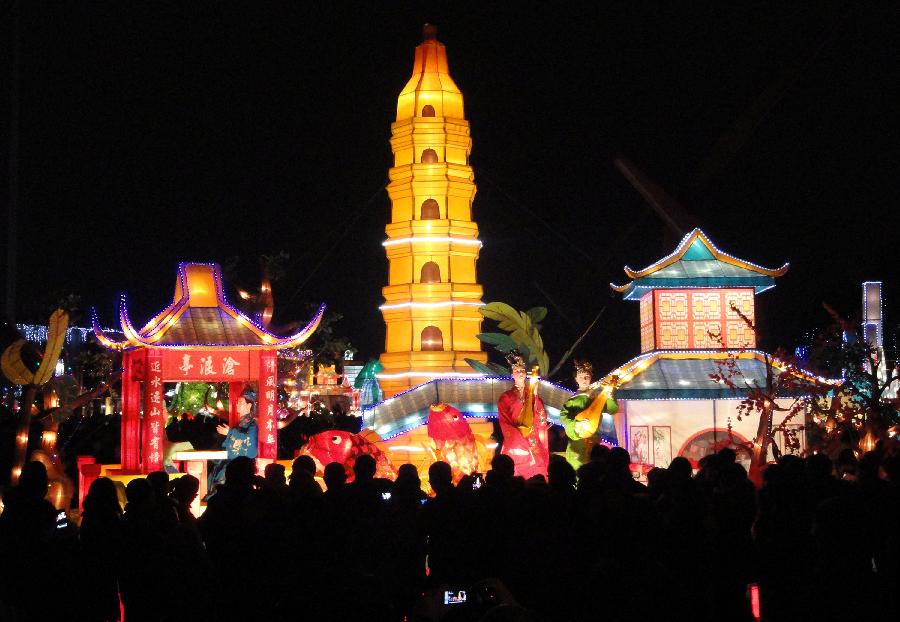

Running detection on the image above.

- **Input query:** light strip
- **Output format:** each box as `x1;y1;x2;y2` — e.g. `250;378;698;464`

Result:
382;236;482;247
379;301;484;310
376;371;486;379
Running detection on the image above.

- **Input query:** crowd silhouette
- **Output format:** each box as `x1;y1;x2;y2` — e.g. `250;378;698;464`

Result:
0;443;897;621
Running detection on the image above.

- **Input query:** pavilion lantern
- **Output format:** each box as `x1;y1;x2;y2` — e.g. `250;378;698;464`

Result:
92;262;324;473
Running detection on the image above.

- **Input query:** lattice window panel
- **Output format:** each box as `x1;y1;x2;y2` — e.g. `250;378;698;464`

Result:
657;292;689;320
658;321;690;349
648;288;756;351
640;292;655;353
690;291;721;320
692;321;722;348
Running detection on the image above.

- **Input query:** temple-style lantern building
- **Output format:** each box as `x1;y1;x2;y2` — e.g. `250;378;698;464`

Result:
612;228;789;353
604;229;803;471
93;263;323;473
378;25;487;397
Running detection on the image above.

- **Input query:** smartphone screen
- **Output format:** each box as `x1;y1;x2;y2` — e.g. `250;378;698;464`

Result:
444;590;467;605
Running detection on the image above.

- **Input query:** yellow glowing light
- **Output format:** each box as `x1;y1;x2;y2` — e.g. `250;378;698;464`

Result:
378;27;488;397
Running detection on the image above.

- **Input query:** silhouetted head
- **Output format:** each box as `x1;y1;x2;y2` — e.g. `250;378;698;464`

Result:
84;477;121;516
858;450;881;480
647;467;669;493
547;455;576;490
716;447;737;465
146;471;170;498
667;456;693;482
721;462;748;488
490;454;515;481
171;474;200;504
225;456;256;488
292;455;317;478
607;447;631;474
589;443;611;462
353;454;377;481
264;463;286;487
396;463;420;489
323;462;347;490
125;477;152;508
17;461;49;500
428;461;453;494
805;452;833;480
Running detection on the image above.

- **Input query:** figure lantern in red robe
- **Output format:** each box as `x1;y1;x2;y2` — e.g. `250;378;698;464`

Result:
497;353;549;480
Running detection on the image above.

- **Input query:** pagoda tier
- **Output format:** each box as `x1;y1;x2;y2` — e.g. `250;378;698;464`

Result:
379;25;486;397
611;229;788;352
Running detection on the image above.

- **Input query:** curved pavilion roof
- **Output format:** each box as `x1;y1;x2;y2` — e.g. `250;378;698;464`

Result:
611;228;789;301
93;263;324;350
598;350;828;400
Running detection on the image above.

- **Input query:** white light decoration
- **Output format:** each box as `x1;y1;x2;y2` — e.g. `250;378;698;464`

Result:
378;301;484;311
376;371;486;380
381;236;483;248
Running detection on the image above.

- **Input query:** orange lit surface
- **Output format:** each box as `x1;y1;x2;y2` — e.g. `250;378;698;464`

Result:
379;28;486;396
640;288;756;352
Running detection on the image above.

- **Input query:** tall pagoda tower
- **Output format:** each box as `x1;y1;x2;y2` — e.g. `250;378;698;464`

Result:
379;25;487;397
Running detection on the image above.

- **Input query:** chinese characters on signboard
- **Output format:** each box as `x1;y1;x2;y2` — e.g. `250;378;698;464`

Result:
162;350;255;381
257;351;278;460
143;352;165;472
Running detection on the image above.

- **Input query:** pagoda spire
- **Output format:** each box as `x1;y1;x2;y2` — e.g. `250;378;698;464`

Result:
378;26;487;397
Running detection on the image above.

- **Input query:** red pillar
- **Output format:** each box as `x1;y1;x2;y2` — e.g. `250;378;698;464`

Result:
142;349;165;473
77;455;97;510
120;350;144;472
257;350;278;460
228;381;243;427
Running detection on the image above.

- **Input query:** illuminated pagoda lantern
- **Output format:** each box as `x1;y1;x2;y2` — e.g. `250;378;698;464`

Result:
605;228;800;471
378;24;487;397
92;263;324;476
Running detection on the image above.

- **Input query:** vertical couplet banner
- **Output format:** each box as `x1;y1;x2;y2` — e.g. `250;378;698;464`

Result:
142;349;165;473
257;350;278;460
121;350;144;471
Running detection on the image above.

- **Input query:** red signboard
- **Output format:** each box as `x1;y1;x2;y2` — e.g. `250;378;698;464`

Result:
160;349;259;381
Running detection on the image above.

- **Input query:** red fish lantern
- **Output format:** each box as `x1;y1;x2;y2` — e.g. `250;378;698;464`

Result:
427;404;480;480
301;429;394;480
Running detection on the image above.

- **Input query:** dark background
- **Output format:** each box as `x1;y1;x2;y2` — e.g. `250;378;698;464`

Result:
2;1;897;378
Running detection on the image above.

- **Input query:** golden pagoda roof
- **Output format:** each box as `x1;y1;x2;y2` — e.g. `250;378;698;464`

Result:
92;263;324;350
395;24;464;121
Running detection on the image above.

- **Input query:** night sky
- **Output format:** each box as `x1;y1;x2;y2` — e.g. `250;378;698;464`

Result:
2;2;897;378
